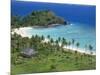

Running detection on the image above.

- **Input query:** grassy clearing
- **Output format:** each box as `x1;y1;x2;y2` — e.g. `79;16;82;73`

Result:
11;50;96;75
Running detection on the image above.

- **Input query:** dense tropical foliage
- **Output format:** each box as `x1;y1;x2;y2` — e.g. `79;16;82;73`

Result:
11;33;96;75
11;10;67;28
11;10;95;75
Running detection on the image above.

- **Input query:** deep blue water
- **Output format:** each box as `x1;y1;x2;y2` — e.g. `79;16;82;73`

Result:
11;1;96;51
11;1;96;25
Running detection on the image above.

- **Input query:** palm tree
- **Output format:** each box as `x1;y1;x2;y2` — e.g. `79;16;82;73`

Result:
41;35;45;40
55;40;59;45
72;39;75;44
47;35;50;39
50;38;54;44
72;39;75;49
61;37;66;48
65;41;68;46
68;41;71;49
89;45;93;55
76;42;80;50
31;35;35;40
58;37;61;42
62;37;66;42
88;44;93;64
35;34;38;39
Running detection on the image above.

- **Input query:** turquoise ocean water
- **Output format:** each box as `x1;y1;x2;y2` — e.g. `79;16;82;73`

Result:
11;1;96;51
26;23;96;51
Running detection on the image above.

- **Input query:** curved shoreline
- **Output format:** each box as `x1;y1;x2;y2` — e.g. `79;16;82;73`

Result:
11;23;68;37
12;27;96;55
12;27;32;38
32;24;67;28
42;38;96;55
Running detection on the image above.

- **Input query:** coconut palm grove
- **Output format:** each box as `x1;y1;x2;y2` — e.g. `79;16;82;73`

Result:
11;1;96;75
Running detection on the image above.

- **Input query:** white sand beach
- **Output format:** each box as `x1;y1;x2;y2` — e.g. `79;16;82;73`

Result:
63;45;96;55
41;38;96;55
12;27;32;38
12;27;96;55
42;39;96;55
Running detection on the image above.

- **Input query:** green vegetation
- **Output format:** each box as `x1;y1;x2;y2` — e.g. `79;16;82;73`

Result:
11;10;95;75
11;33;96;75
11;10;67;28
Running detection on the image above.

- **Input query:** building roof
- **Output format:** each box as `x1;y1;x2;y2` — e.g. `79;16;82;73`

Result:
21;48;37;57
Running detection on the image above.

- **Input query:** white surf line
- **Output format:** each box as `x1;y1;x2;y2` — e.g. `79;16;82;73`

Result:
17;0;96;6
63;45;96;55
12;27;32;38
42;38;96;55
12;27;96;55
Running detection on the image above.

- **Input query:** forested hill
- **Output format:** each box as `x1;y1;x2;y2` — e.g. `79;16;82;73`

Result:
11;10;67;28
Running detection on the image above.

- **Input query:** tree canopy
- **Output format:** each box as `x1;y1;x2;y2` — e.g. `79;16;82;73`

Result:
11;10;67;28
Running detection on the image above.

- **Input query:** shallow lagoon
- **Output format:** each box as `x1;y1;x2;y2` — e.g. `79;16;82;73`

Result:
25;23;96;51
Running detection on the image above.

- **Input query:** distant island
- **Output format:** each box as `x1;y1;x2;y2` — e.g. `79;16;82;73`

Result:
11;10;68;28
11;10;96;75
